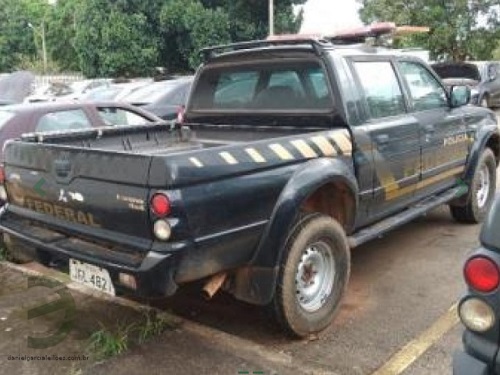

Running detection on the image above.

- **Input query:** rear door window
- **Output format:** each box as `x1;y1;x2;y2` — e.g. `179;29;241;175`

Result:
36;109;92;132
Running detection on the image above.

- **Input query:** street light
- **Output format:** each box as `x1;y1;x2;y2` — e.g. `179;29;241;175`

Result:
28;21;47;74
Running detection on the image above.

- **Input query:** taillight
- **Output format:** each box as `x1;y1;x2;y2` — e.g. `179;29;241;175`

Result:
176;106;185;124
150;193;171;217
464;256;500;293
0;166;5;184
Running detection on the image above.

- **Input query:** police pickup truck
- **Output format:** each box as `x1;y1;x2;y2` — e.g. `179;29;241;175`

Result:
1;38;498;337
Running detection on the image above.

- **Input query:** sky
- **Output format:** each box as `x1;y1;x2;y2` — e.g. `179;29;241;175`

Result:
299;0;363;34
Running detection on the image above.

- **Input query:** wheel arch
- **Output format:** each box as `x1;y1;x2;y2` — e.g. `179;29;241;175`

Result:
230;157;358;305
464;127;499;184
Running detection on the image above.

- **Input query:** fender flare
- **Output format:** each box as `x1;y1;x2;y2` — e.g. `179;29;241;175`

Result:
232;157;358;305
463;124;499;184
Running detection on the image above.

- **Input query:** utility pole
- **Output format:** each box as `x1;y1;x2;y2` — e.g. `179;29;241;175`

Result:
28;22;47;74
269;0;274;36
41;21;47;74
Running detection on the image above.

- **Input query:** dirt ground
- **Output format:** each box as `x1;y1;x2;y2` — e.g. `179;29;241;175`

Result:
0;109;498;375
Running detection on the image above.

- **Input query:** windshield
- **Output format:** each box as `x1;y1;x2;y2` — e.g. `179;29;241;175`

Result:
123;81;184;104
432;63;482;81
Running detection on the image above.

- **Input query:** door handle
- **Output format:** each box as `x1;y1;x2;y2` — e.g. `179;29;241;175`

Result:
375;134;389;145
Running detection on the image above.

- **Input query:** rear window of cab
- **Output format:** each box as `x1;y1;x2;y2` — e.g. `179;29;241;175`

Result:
190;60;334;112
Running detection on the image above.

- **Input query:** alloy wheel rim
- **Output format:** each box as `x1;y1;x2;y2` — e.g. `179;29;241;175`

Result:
476;164;490;208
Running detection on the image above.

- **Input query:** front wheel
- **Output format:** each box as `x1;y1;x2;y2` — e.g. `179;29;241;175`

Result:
270;213;350;338
450;148;496;223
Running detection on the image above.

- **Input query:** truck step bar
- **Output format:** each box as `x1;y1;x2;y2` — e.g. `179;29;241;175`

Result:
348;186;465;248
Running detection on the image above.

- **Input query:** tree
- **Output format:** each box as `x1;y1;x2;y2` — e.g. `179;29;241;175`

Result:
0;0;49;72
359;0;500;61
201;0;305;40
45;0;81;71
73;0;159;77
159;0;231;70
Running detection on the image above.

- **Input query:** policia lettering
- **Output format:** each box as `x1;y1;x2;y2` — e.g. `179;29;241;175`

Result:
403;133;470;178
24;197;100;227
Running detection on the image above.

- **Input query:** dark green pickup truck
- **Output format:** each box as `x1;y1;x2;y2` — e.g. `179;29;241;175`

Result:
1;38;498;337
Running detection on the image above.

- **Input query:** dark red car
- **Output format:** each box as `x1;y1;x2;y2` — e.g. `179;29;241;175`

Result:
0;101;163;160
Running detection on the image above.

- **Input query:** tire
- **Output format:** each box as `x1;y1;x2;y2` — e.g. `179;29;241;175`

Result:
450;148;496;223
270;213;350;338
3;233;35;264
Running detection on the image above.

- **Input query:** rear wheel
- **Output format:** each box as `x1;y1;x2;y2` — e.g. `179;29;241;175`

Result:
270;213;350;338
450;148;496;223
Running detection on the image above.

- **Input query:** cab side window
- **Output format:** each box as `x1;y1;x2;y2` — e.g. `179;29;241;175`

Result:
353;61;406;119
399;61;448;111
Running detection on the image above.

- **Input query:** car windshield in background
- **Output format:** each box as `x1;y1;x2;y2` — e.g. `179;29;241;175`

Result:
432;63;482;81
190;61;333;111
84;86;122;101
124;80;185;105
0;110;15;129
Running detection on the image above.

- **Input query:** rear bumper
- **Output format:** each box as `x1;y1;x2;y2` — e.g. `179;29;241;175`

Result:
0;213;184;298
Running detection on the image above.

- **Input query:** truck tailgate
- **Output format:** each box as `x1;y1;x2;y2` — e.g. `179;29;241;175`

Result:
3;141;153;248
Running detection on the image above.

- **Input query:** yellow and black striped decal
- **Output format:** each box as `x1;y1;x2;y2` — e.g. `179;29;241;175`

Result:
186;129;352;168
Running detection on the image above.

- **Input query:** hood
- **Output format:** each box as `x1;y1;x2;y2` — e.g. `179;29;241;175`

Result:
0;71;35;104
441;78;480;87
432;63;482;82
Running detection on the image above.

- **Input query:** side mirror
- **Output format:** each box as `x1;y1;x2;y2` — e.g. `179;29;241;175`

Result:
450;86;471;108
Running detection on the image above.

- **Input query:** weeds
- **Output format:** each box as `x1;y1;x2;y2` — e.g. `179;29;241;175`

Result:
136;311;178;344
87;311;180;360
87;322;135;360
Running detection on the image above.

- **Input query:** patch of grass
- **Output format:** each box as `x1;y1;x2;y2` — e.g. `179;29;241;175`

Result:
87;321;135;360
67;364;83;375
86;310;181;360
136;311;179;344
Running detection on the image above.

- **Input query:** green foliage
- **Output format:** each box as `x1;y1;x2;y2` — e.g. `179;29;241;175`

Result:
136;311;179;344
0;0;50;72
45;0;81;71
87;322;134;360
0;0;304;75
74;0;159;77
359;0;500;61
160;0;231;70
494;41;500;61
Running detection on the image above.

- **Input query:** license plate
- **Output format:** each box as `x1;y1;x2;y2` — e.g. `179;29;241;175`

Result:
69;259;115;296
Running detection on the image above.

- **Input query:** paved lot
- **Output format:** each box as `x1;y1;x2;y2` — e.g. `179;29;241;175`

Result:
0;108;498;375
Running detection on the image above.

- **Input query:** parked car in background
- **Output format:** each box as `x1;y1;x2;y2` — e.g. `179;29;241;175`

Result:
0;101;162;161
81;80;152;102
454;194;500;374
56;79;111;101
432;61;500;108
0;71;35;104
24;81;73;103
122;76;193;120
